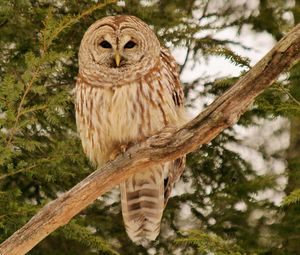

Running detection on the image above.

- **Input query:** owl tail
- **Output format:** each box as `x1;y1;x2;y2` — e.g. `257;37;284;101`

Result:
120;165;164;243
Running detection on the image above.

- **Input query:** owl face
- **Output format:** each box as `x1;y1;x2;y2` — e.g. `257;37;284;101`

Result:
96;27;145;68
78;16;161;86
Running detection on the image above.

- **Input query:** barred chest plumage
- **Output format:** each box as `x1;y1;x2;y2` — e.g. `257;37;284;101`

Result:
75;70;181;166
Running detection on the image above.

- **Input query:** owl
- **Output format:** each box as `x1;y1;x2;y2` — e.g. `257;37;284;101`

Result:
75;15;187;243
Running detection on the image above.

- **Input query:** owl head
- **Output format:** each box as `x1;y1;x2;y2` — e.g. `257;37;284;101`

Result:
78;16;161;86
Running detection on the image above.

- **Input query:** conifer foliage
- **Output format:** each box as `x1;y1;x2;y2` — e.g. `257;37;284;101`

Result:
0;0;299;254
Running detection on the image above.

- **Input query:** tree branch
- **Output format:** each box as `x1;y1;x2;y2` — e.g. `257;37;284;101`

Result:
1;24;300;255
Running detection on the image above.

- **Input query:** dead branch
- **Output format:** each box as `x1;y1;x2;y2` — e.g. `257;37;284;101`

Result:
0;24;299;255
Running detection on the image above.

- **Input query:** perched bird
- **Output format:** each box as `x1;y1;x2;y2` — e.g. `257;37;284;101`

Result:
75;15;187;243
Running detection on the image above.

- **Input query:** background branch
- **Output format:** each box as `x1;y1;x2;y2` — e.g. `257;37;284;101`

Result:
0;23;299;255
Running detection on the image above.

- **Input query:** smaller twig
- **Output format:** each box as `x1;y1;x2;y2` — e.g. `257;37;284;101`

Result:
0;165;37;181
0;19;8;28
180;46;191;74
5;67;41;147
199;0;210;22
0;153;81;180
179;0;209;75
19;105;48;116
277;84;300;106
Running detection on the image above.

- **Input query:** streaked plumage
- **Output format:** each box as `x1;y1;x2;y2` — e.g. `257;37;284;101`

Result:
75;15;187;243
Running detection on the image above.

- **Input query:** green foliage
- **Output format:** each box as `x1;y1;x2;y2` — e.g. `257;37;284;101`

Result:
0;0;298;254
175;230;250;255
56;220;120;255
282;189;300;206
39;0;117;53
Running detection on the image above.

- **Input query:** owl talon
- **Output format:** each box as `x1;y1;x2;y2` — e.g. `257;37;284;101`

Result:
109;143;129;161
109;151;118;162
120;144;128;154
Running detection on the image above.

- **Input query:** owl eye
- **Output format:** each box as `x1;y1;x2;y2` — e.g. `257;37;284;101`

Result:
124;41;136;49
100;40;112;48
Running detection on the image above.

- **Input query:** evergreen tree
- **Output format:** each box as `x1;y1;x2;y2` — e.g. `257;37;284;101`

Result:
0;1;299;254
277;1;300;254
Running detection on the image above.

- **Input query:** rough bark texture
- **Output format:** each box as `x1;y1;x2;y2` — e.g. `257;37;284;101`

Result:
0;24;300;255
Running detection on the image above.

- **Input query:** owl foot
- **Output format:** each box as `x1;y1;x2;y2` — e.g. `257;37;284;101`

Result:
109;143;129;161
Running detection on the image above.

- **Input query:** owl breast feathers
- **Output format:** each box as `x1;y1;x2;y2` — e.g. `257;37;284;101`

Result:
75;15;187;243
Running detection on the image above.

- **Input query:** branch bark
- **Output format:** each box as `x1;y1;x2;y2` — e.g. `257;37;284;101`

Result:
1;24;300;255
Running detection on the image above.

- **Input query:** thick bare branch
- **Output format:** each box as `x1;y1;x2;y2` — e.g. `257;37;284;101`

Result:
1;24;300;255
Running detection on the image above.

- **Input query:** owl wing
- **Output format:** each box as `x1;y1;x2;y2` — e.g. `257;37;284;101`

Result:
164;157;186;206
160;48;186;206
160;48;184;108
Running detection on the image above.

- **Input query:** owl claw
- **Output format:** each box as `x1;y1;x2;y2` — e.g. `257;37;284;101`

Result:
109;152;118;162
109;143;129;161
120;144;128;153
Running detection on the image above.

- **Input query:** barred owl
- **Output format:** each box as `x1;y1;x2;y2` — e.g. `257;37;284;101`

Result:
75;15;187;243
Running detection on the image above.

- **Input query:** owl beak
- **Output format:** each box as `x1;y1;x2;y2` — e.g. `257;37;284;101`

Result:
115;51;121;67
